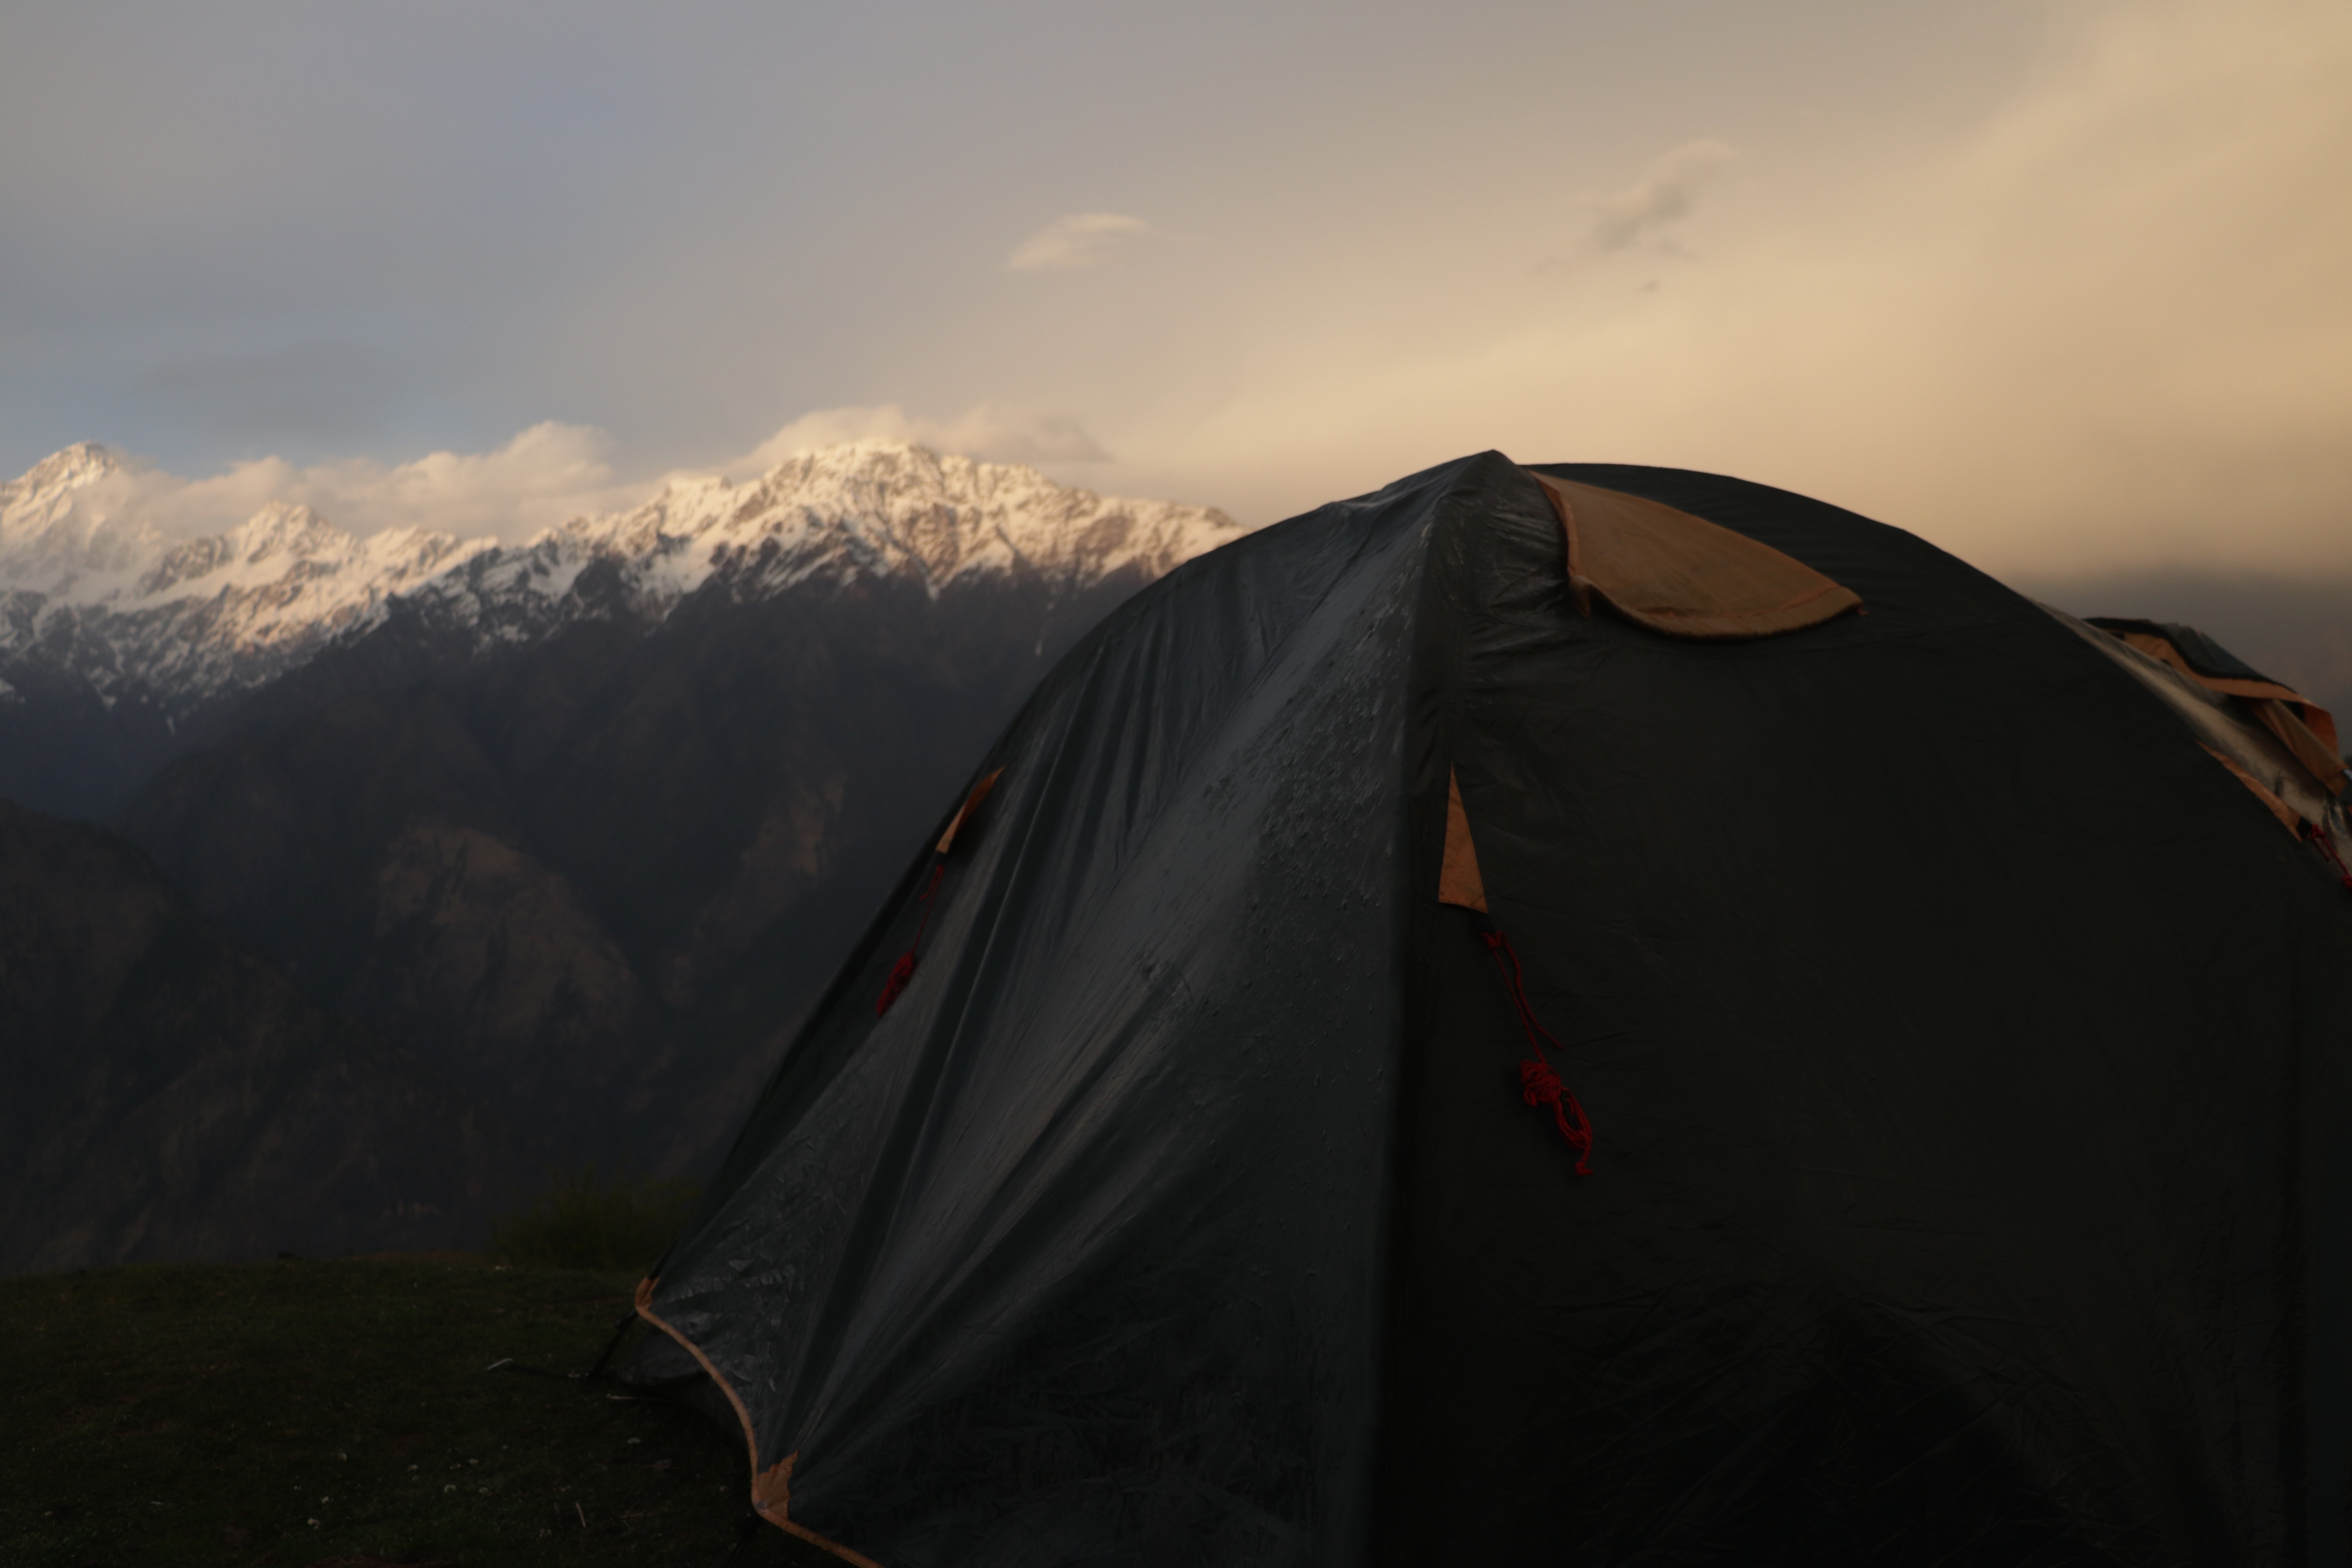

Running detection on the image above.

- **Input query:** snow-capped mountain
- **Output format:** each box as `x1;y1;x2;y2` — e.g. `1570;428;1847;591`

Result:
0;440;1243;715
0;445;496;711
401;441;1243;650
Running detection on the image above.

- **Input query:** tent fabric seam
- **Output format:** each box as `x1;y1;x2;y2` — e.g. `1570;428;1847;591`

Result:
633;1285;888;1567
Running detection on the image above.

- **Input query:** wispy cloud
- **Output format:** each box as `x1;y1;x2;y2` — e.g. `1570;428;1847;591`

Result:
1583;140;1739;254
44;423;632;547
1003;212;1151;272
737;403;1110;470
27;405;1122;550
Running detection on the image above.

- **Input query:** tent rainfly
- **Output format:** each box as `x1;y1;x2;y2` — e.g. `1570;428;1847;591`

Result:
619;454;2352;1567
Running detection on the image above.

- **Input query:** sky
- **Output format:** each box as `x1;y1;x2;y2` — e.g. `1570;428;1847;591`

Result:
3;0;2347;576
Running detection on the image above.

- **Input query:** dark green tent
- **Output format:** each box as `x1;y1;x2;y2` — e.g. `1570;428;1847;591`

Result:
621;454;2352;1566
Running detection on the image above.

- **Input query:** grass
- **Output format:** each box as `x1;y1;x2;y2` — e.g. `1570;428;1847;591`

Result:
0;1254;833;1567
489;1170;702;1274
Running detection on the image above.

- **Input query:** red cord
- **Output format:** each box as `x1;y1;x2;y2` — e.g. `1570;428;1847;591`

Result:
875;860;947;1016
1481;929;1593;1174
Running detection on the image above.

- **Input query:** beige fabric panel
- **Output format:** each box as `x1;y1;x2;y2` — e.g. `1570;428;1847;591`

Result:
1530;472;1863;639
2251;700;2348;793
2045;603;2352;865
1438;769;1488;912
2115;629;2343;769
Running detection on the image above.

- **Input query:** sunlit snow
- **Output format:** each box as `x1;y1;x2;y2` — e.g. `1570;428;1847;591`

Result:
0;439;1246;713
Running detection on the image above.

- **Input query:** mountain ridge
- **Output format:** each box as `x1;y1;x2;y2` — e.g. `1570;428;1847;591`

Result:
0;439;1242;720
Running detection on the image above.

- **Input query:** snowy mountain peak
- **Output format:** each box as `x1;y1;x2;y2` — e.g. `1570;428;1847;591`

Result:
0;443;133;543
0;443;175;601
509;439;1241;607
0;439;1246;715
3;441;125;510
127;501;492;616
227;501;345;561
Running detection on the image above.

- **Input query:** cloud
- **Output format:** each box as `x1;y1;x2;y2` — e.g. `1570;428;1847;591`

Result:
13;0;2346;586
64;423;632;546
1115;0;2352;578
1583;140;1739;254
21;403;1126;556
735;403;1111;472
1003;213;1151;272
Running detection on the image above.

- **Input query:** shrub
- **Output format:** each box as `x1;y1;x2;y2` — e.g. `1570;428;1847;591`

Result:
488;1165;701;1271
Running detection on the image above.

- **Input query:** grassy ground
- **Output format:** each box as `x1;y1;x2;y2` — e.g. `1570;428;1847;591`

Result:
1;1254;834;1567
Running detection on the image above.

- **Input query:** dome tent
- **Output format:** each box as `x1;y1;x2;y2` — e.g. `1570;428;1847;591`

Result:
619;453;2352;1566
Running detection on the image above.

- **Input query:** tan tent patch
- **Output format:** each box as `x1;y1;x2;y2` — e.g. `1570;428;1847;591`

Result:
936;768;1005;854
1439;768;1488;912
1530;472;1862;639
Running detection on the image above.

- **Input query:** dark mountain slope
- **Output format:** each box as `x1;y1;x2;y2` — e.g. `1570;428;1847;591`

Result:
0;442;1243;1263
0;799;525;1273
113;568;1149;1177
0;657;180;820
